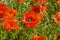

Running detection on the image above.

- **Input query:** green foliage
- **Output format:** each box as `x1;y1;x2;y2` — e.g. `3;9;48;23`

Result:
0;0;60;40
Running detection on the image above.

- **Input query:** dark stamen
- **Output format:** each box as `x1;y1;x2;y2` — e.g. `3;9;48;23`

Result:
34;9;40;13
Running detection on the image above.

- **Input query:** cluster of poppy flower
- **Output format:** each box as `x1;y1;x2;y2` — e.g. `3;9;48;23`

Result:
21;0;48;28
0;4;19;32
0;0;60;40
19;0;46;40
17;0;60;40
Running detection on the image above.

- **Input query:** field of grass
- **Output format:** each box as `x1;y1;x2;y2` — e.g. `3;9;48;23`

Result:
0;0;60;40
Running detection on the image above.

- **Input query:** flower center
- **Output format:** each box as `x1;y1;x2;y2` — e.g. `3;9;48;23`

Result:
28;18;32;22
34;9;40;13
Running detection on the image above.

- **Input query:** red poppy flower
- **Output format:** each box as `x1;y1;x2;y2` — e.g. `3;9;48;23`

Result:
0;4;7;8
57;34;60;39
54;12;60;24
0;4;17;18
0;4;8;17
17;0;26;2
30;5;41;14
41;6;48;13
41;0;48;6
8;9;17;16
34;0;40;2
33;35;46;40
2;17;19;32
0;4;8;12
1;10;17;19
21;11;43;28
56;0;60;6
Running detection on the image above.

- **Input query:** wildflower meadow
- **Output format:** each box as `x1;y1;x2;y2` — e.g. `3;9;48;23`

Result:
0;0;60;40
